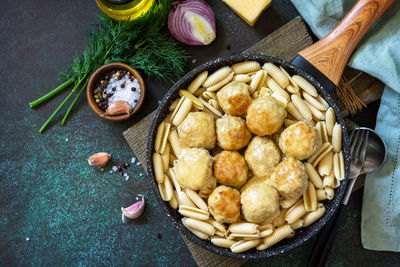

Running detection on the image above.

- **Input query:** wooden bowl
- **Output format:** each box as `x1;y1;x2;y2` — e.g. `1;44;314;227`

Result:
86;62;145;121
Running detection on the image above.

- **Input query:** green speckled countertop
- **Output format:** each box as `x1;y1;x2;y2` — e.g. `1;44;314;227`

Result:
0;0;399;266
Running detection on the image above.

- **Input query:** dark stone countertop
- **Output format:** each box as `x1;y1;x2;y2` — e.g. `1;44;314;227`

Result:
0;0;398;266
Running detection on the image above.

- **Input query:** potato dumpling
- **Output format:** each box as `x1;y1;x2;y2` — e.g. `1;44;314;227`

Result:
208;185;241;224
244;136;281;177
213;151;248;189
175;148;216;191
241;182;279;223
215;115;252;150
217;81;252;117
246;96;287;136
269;157;308;199
178;112;216;150
279;121;321;160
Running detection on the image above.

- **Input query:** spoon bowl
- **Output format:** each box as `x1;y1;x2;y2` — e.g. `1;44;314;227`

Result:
356;127;387;174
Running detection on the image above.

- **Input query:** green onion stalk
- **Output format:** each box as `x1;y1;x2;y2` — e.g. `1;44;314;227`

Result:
29;0;189;133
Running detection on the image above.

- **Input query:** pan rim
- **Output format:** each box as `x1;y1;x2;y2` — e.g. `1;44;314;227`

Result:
146;54;350;259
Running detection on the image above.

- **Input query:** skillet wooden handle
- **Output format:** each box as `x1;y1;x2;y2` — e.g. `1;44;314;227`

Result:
298;0;395;86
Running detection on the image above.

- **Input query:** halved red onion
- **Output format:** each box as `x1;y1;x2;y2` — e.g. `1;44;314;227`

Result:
168;0;216;46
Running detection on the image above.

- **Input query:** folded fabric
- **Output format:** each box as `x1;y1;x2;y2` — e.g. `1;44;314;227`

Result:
291;0;400;252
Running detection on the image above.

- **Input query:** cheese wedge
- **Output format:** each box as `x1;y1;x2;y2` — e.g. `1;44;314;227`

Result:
222;0;272;26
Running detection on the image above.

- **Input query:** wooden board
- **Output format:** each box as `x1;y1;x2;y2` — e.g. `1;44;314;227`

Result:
123;16;383;266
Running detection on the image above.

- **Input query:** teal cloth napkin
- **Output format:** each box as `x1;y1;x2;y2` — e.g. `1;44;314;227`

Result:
291;0;400;252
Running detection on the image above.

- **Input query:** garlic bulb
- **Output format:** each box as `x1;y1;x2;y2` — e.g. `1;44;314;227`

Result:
104;100;132;116
121;194;145;222
88;152;111;167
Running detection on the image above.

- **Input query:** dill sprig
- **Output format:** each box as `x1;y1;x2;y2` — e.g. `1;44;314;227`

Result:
30;0;189;133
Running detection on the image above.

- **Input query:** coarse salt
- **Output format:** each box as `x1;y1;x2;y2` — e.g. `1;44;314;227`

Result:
131;157;136;164
112;166;118;172
105;73;141;109
125;176;130;181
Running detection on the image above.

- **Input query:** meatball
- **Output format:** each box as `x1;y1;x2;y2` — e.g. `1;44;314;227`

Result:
215;115;251;150
208;185;241;223
240;175;270;193
244;136;281;177
175;148;216;191
178;112;216;150
241;182;280;223
269;157;308;199
217;81;252;117
213;151;248;189
246;96;286;136
279;121;321;160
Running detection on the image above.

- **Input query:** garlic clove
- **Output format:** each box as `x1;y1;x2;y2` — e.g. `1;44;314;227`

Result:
121;194;145;223
88;152;111;167
104;100;132;116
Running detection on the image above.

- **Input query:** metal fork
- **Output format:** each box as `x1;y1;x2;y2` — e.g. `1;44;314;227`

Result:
349;128;370;179
307;128;370;267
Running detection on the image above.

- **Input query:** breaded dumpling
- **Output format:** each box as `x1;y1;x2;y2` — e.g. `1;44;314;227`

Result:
269;157;308;199
175;148;216;191
217;81;252;117
241;182;279;223
178;112;216;150
246;96;286;136
279;121;321;160
213;151;248;189
208;185;241;223
215;115;252;150
244;136;281;177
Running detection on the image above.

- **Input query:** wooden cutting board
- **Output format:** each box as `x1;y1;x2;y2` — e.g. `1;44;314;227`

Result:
123;16;384;267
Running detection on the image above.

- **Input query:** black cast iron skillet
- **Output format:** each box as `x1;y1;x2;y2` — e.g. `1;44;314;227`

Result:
146;0;394;260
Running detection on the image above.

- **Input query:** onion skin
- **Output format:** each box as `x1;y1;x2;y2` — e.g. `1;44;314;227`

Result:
168;0;216;46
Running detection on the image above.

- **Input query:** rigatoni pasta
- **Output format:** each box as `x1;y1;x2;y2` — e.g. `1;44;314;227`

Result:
318;150;334;176
303;182;317;211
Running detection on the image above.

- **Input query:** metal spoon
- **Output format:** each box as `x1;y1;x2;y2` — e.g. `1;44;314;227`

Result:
341;127;387;205
359;127;387;174
308;127;387;267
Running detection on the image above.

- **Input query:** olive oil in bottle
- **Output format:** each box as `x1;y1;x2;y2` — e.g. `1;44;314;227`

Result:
96;0;155;21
